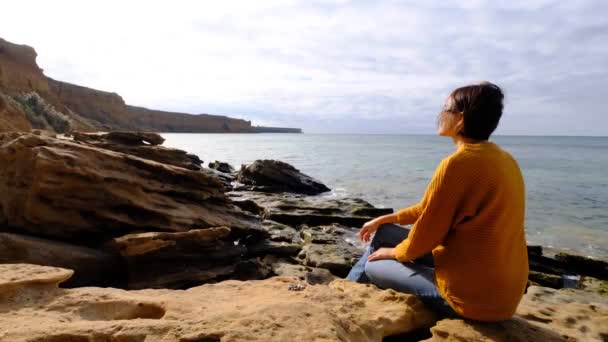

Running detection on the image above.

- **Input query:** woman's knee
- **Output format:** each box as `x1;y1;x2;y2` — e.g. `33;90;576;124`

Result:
372;224;410;247
364;260;406;289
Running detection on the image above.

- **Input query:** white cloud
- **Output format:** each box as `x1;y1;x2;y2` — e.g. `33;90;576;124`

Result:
1;0;607;134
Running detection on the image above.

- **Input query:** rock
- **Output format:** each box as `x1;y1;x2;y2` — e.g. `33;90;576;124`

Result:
265;257;337;285
423;318;568;341
554;252;608;280
515;286;608;341
229;191;393;228
0;133;262;242
260;219;299;242
0;232;124;287
580;276;608;296
206;167;236;189
527;245;543;256
126;261;241;290
106;227;234;258
73;131;203;170
246;239;302;257
209;160;235;174
73;131;164;146
0;264;73;293
236;159;330;194
0;264;436;341
297;224;364;277
528;270;563;289
105;228;252;289
424;285;608;341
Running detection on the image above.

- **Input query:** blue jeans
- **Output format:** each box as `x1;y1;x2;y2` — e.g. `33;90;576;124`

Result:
346;223;458;317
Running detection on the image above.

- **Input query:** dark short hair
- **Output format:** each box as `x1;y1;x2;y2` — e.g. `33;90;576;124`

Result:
447;82;504;140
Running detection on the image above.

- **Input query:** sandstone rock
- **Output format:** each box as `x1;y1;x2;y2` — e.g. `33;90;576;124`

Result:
0;232;123;287
0;264;72;293
72;131;203;170
237;159;330;194
229;190;393;228
0;133;262;242
424;285;608;341
105;228;252;289
515;286;608;341
266;257;337;285
209;160;235;174
423;318;568;341
0;264;436;341
106;227;233;258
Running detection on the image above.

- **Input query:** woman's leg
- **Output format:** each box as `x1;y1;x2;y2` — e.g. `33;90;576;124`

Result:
346;223;432;282
346;223;408;282
364;259;457;317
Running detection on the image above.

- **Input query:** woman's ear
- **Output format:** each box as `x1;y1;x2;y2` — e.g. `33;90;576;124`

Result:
455;112;465;135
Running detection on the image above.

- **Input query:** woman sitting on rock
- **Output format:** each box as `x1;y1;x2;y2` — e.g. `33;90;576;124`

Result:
347;82;528;321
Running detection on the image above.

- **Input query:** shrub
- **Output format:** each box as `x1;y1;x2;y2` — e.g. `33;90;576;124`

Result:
14;92;72;133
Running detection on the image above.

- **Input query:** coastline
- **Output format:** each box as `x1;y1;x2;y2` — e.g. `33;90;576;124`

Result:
0;130;606;340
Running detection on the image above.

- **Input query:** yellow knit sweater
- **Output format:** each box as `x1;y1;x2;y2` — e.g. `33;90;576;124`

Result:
394;141;528;321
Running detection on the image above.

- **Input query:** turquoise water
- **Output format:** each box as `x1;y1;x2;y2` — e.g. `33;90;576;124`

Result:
162;134;608;259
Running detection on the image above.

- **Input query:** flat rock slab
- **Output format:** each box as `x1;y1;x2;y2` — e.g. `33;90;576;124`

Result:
108;227;233;257
0;264;73;293
0;264;436;342
229;191;393;228
72;131;203;170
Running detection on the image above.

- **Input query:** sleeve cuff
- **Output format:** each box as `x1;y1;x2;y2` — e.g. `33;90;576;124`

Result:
394;238;412;262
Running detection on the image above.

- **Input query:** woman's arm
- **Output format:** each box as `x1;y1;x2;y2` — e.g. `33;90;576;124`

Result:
393;156;464;262
395;203;423;225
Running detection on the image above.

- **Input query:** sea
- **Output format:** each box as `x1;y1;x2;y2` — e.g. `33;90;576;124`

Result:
162;133;608;260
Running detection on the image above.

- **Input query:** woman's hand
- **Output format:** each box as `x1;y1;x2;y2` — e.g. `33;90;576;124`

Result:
368;247;396;261
359;219;381;242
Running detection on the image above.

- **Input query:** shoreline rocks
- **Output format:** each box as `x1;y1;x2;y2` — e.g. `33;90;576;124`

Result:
0;129;607;341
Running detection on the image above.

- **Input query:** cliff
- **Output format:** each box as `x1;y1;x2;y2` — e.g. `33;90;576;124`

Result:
253;126;303;133
0;37;297;134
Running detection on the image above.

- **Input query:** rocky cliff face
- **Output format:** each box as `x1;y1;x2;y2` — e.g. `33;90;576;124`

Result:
0;37;266;133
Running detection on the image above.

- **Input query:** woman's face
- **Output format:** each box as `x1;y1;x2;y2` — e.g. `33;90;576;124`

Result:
437;96;464;137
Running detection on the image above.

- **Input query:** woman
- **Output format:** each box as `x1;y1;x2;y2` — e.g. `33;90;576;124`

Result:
346;82;528;322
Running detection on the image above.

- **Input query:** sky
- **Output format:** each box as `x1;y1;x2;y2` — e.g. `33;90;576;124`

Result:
1;0;607;135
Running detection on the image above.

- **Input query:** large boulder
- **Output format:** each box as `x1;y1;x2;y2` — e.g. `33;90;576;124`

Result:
0;264;437;341
237;159;330;195
0;133;261;242
229;191;393;228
